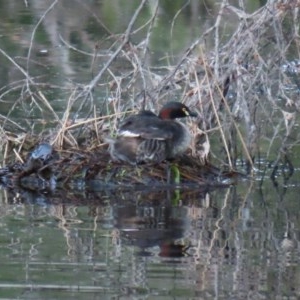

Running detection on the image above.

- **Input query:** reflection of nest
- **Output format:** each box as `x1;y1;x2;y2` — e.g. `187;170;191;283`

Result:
1;184;214;259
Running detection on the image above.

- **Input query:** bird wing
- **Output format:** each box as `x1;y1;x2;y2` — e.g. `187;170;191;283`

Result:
117;116;173;140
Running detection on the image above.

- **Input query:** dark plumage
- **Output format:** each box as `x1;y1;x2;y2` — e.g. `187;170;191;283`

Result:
108;102;197;164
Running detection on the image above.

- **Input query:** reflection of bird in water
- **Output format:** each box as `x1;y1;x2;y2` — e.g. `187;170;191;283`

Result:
159;241;190;257
115;203;188;257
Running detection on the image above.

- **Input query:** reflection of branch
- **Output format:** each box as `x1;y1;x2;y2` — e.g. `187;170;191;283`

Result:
209;188;230;254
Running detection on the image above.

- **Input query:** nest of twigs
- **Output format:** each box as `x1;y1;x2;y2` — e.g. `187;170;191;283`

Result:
0;128;241;191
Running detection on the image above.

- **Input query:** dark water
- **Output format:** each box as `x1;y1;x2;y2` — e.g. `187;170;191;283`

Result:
0;171;300;299
1;1;300;299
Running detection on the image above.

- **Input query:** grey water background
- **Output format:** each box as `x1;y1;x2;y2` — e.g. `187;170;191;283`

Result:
1;0;300;299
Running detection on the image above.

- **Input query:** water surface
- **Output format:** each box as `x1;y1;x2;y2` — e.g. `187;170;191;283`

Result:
1;1;300;299
0;172;300;299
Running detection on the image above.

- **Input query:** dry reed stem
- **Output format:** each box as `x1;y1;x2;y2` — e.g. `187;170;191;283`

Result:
201;49;233;169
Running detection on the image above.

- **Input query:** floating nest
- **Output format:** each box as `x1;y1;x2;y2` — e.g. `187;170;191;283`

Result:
0;133;243;192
